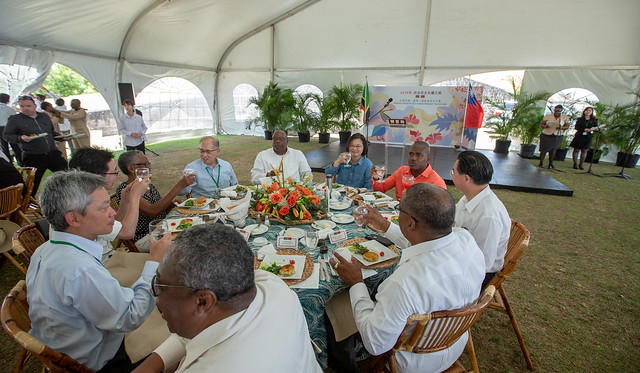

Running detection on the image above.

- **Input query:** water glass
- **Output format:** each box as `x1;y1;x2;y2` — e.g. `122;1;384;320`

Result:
402;175;415;190
149;219;169;242
375;165;386;183
136;168;150;182
183;168;197;186
343;152;352;167
353;205;368;233
305;231;319;255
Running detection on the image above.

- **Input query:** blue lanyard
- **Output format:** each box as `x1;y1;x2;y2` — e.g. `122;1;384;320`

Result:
50;240;104;267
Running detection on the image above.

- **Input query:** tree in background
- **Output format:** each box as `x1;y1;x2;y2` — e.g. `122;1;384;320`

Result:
37;64;96;97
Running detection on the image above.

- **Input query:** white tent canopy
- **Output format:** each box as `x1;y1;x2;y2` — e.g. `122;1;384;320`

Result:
1;0;639;134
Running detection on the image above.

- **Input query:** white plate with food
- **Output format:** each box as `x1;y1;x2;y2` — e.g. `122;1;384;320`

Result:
28;133;47;139
381;213;400;225
331;214;354;224
167;217;204;232
362;192;393;202
346;240;399;266
244;223;268;236
280;227;306;239
259;254;305;279
330;198;352;210
312;219;337;230
177;197;218;209
220;185;249;198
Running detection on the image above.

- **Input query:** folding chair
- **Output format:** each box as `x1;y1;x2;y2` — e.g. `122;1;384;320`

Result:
10;224;46;275
0;184;31;226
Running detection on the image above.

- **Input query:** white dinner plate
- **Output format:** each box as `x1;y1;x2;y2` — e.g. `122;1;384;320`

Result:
346;240;399;266
259;254;306;280
362;192;393;202
167;217;204;232
312;219;337;230
281;227;306;239
331;214;354;224
177;198;218;209
330;198;352;210
28;133;47;139
244;224;268;236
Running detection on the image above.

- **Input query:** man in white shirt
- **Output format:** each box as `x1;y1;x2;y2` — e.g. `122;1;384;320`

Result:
120;99;148;153
0;93;18;162
132;224;322;373
251;130;311;184
54;98;71;132
329;183;485;373
68;147;149;262
450;150;511;288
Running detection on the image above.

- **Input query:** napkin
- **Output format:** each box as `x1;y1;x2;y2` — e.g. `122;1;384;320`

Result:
333;247;352;262
331;191;341;200
257;243;276;260
316;227;333;240
220;190;237;198
220;190;252;222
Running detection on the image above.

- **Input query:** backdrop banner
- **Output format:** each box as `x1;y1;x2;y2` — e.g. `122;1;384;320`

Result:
366;85;483;149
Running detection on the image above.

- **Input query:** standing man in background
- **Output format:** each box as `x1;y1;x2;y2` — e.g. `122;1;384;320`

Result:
120;99;147;153
61;99;91;148
0;93;19;163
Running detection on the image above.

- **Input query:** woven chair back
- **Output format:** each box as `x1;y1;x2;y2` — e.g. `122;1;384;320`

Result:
0;184;24;219
486;220;530;290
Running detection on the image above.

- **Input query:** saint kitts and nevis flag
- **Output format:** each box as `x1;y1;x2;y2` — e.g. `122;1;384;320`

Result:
361;77;370;124
464;83;484;129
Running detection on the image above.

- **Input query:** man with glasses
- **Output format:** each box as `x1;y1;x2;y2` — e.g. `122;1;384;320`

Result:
69;147;150;262
179;136;238;198
251;130;311;185
132;224;321;372
328;183;485;373
3;95;68;195
120;99;147;153
450;150;510;288
26;170;171;372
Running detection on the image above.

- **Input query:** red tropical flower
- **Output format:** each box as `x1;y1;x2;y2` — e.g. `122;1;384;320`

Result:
286;195;298;207
311;196;321;205
279;206;289;217
302;211;311;220
290;191;301;200
409;130;423;142
425;132;443;144
270;193;283;204
404;113;419;125
268;182;280;193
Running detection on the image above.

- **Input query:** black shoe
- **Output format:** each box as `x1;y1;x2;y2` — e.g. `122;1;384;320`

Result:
579;165;584;170
548;165;555;169
538;163;544;168
573;163;578;169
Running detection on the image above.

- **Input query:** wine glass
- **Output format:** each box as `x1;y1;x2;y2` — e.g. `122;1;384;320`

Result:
305;231;319;256
353;205;369;234
402;175;415;192
149;219;169;242
375;165;386;183
183;168;197;186
136;168;150;182
343;152;352;167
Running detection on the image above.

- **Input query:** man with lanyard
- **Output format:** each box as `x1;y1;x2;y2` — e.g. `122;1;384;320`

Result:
3;95;68;195
26;170;171;372
180;136;238;198
250;130;311;185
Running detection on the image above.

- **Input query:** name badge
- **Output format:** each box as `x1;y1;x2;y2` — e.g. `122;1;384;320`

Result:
277;236;299;249
329;229;348;244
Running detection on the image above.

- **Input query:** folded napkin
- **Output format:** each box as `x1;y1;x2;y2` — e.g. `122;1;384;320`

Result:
219;190;237;198
316;227;333;240
257;243;276;260
331;191;341;200
220;190;252;222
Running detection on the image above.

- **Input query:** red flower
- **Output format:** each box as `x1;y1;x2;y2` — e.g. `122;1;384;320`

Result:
311;196;321;205
268;182;280;193
409;130;423;142
256;202;264;212
279;188;288;196
425;132;443;144
302;188;312;196
287;195;298;207
279;206;289;217
290;191;301;200
404;113;419;125
302;211;311;220
270;193;283;204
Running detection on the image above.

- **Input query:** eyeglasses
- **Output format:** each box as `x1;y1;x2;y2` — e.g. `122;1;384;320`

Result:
103;169;119;176
398;206;420;223
151;274;194;297
133;162;151;168
18;96;35;102
349;144;364;149
199;148;219;154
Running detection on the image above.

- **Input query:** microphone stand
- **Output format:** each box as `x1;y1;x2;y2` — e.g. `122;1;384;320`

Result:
579;128;603;177
369;100;392;123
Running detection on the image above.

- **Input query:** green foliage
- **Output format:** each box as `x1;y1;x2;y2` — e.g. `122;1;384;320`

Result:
595;90;640;155
314;95;334;133
324;83;363;132
291;92;321;134
39;64;96;97
246;82;296;132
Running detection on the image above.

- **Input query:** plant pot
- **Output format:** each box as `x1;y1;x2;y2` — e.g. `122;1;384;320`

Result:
615;152;640;168
519;144;537;158
493;139;511;154
339;131;351;144
584;149;601;164
297;132;311;143
318;133;330;143
264;130;273;140
554;148;569;161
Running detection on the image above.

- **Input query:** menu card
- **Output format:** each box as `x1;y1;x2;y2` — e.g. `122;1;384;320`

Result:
277;236;299;249
329;229;348;244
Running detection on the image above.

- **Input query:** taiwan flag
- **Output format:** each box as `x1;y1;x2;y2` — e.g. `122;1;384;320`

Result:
464;83;484;129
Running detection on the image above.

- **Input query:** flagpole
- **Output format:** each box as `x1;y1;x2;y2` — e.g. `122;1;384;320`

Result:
364;75;369;140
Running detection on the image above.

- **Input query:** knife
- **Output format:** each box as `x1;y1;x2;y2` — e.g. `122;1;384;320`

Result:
317;257;326;281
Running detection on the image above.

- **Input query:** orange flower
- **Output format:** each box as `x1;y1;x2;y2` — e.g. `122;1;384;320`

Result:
268;182;280;193
270;193;283;204
295;184;303;191
311;196;321;205
256;202;264;212
287;195;298;207
279;188;288;196
302;211;311;220
302;188;312;196
290;191;301;200
279;206;289;217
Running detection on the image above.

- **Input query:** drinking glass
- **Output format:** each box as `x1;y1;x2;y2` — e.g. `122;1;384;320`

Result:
375;165;386;183
136;168;150;182
343;152;352;167
149;219;169;242
305;231;319;255
353;205;369;233
402;175;415;191
183;168;197;186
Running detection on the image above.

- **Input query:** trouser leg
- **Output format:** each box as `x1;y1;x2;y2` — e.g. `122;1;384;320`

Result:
126;142;146;153
23;154;48;197
325;312;361;373
0;127;10;161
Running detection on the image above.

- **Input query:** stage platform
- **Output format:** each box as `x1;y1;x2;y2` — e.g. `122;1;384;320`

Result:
305;142;573;197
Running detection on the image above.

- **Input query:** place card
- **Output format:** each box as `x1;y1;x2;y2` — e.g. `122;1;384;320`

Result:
277;235;299;249
236;229;250;242
329;229;348;244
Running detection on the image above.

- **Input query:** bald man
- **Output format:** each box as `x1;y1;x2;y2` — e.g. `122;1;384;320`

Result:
250;130;311;184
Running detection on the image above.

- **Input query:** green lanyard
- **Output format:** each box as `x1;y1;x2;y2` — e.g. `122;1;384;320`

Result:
205;165;221;189
50;240;104;267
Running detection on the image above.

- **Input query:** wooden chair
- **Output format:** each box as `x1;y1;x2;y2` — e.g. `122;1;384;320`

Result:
109;193;139;253
1;280;96;373
17;167;43;221
369;286;496;373
484;219;534;370
0;184;32;226
10;224;46;275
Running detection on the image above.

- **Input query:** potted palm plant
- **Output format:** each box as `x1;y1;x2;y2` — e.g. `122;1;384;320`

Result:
513;108;545;158
325;83;363;143
314;95;333;143
291;92;321;143
601;91;640;168
246;82;295;140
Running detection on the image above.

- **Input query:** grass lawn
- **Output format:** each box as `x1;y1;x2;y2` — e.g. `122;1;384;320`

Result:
1;135;639;372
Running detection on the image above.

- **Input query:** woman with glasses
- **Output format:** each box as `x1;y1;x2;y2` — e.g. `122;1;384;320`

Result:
324;133;373;190
115;150;195;252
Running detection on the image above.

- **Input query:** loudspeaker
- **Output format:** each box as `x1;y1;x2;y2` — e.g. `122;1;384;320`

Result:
118;83;135;105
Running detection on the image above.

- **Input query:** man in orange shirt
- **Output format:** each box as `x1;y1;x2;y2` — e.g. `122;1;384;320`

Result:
371;141;446;200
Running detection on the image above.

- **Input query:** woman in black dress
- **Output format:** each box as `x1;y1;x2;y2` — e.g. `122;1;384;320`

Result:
569;107;599;169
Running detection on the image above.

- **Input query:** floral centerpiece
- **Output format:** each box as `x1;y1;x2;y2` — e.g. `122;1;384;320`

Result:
249;164;325;225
